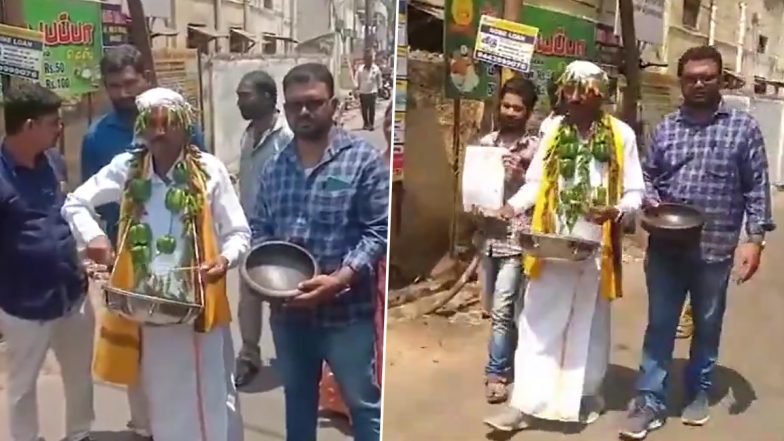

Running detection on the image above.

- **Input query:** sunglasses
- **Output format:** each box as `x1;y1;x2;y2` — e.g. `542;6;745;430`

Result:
284;98;331;113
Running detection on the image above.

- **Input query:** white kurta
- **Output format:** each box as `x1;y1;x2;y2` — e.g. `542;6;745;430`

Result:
62;151;251;441
506;115;644;422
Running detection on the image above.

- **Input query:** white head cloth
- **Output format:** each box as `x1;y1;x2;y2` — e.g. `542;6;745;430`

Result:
562;60;608;82
135;87;191;113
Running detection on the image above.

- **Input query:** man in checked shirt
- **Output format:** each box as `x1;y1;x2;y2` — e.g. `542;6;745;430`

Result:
472;76;540;404
620;46;775;440
250;63;388;441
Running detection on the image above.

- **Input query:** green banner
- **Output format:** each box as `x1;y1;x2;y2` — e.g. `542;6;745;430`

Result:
24;0;103;102
520;5;597;112
443;0;503;100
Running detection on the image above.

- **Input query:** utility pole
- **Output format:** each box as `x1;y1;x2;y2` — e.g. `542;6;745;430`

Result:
618;0;641;126
501;0;521;84
364;0;373;53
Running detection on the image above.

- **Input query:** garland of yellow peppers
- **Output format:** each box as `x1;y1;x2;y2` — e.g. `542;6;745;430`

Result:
119;106;210;300
547;115;615;234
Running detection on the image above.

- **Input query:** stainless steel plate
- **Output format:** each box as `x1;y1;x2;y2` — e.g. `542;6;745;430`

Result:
102;285;204;326
517;232;601;262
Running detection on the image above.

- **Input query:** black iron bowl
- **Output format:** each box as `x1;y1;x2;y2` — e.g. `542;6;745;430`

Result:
240;241;320;301
640;202;706;244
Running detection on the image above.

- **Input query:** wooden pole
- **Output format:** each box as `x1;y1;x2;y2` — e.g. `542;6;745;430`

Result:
501;0;521;84
126;0;157;86
618;0;641;126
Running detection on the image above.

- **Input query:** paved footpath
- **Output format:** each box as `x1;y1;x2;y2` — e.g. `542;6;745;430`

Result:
0;99;390;441
383;194;784;441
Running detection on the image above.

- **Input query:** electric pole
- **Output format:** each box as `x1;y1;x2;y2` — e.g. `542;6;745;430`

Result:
364;0;374;53
618;0;641;127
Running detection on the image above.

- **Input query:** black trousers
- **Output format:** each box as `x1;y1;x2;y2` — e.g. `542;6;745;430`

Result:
359;93;377;127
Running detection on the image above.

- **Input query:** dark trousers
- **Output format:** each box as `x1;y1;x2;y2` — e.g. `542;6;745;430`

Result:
359;93;377;127
635;240;733;413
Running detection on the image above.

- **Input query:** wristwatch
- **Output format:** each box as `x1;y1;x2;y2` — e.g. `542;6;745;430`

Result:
747;234;766;250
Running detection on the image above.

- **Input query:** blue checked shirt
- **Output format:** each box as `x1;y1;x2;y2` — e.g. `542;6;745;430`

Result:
250;128;389;326
644;103;775;261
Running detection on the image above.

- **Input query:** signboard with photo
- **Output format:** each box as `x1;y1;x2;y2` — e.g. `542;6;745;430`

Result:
443;0;502;100
473;15;537;74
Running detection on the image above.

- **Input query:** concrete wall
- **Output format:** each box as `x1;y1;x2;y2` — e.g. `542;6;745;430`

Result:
390;54;484;281
201;54;329;175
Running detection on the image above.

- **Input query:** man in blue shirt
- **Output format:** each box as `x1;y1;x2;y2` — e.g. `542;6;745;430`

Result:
620;46;775;440
0;82;94;441
251;63;388;441
81;45;206;440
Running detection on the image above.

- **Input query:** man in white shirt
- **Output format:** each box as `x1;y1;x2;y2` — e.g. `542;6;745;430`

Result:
354;52;382;131
234;70;294;388
63;87;250;441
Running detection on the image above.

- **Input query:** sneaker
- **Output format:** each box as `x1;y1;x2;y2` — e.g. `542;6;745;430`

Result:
483;406;531;432
619;399;664;440
681;391;710;426
579;395;605;425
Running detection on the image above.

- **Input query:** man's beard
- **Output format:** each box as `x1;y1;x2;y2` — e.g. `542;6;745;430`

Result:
498;116;524;131
239;106;266;120
294;120;331;140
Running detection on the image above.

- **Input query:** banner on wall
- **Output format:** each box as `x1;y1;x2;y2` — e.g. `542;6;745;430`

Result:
443;0;503;100
518;6;597;119
23;0;103;102
153;48;201;111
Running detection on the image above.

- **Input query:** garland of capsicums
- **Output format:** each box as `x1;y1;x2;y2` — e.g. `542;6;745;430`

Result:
120;106;210;301
547;115;615;235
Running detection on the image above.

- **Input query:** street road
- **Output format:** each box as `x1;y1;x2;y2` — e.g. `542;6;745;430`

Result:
0;98;390;441
383;194;784;441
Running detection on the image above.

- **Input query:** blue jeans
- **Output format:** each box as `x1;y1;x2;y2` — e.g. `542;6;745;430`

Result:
482;256;525;379
635;241;733;413
271;318;380;441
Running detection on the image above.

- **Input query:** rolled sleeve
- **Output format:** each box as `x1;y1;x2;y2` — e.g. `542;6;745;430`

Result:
342;153;389;272
211;162;251;268
740;122;776;235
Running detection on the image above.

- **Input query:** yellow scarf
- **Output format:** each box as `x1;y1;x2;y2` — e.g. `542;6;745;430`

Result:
93;151;231;386
523;115;625;301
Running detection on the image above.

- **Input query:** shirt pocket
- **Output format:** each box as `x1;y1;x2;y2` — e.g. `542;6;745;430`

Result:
312;188;354;226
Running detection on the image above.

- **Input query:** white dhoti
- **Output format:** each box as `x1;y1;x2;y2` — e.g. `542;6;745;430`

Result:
141;324;236;441
509;221;611;422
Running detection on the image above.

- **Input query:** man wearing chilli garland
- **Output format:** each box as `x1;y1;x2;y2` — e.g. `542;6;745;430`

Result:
483;61;645;431
62;87;251;441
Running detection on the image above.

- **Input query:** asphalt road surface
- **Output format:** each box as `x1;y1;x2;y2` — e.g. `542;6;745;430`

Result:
382;194;784;441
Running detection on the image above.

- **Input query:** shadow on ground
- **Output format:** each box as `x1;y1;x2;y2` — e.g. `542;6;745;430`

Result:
81;431;136;441
482;361;755;440
238;361;282;394
318;411;353;436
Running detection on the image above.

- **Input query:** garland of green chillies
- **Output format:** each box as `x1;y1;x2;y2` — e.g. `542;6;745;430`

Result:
550;116;614;234
120;105;209;300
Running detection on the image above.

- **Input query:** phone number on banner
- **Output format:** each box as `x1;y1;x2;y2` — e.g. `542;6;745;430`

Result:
474;51;529;73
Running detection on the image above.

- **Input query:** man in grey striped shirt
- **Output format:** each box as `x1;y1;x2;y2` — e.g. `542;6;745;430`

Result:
472;76;540;404
234;70;294;388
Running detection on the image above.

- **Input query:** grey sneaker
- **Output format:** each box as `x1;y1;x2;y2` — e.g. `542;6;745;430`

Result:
483;406;531;432
579;395;605;425
619;399;664;440
681;391;710;426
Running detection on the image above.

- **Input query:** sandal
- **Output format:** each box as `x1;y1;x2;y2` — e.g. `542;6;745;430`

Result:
485;377;509;404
